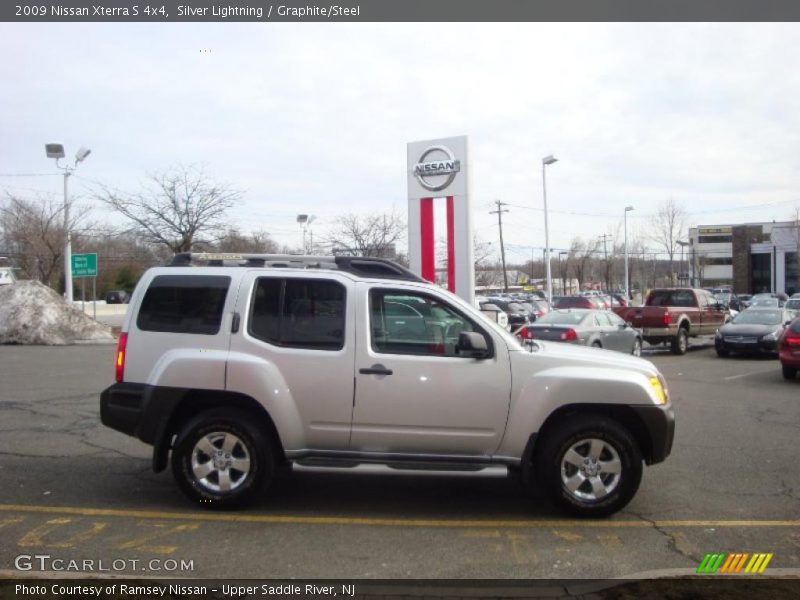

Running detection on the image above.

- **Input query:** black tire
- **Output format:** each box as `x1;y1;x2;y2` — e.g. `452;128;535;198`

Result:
171;408;273;510
782;365;797;380
716;347;729;358
671;328;689;355
591;341;602;349
631;338;642;357
534;414;643;517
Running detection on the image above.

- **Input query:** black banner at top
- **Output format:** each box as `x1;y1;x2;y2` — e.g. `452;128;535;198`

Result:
2;0;800;23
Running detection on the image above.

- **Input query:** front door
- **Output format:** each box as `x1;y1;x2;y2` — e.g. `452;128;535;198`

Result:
350;284;512;457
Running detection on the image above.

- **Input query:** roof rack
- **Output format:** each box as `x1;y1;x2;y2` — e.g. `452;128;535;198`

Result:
168;253;425;282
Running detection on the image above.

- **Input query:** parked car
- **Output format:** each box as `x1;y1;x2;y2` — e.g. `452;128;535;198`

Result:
614;288;727;355
101;252;674;517
714;308;794;357
515;309;643;356
553;295;602;310
478;302;509;330
784;298;800;315
105;290;130;304
487;298;532;328
748;297;782;309
714;292;742;311
778;316;800;379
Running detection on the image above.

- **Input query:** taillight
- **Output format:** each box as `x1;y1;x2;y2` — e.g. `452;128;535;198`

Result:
536;310;544;317
115;332;128;383
518;327;535;340
662;312;671;326
561;328;578;341
782;332;800;347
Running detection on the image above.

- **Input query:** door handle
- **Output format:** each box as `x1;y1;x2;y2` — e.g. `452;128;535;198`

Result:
359;364;393;376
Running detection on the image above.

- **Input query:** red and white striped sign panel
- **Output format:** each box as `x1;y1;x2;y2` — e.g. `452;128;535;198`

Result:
407;136;474;303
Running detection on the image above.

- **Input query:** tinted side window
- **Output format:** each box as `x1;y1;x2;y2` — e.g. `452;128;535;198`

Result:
137;275;230;335
249;278;345;350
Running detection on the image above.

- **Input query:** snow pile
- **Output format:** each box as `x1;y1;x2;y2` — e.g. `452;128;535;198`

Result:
0;281;114;345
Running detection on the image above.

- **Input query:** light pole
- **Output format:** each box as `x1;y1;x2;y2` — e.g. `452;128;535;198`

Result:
296;214;316;254
46;143;91;302
624;206;634;300
542;155;558;303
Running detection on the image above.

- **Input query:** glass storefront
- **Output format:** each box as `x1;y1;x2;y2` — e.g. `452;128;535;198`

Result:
786;252;798;296
751;253;771;294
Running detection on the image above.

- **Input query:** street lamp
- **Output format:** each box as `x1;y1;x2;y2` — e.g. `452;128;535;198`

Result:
624;206;634;300
296;214;316;254
542;155;558;303
46;142;91;302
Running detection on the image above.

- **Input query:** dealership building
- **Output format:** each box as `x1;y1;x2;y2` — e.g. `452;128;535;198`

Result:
687;221;799;295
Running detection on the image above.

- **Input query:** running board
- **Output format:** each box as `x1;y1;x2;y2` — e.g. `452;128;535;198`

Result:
292;460;509;478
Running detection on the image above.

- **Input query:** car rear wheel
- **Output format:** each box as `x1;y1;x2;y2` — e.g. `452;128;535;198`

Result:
782;365;797;380
671;329;689;355
631;338;642;357
591;341;602;349
171;408;273;510
535;415;642;517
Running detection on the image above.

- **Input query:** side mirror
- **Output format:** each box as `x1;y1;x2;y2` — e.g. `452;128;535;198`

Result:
456;331;490;359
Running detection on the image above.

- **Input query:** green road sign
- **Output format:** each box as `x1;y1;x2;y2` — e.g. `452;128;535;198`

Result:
71;253;98;278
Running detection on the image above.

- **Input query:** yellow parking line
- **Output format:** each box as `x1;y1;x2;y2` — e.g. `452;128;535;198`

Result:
0;504;798;529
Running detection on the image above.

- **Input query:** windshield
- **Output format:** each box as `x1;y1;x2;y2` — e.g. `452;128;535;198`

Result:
785;299;800;310
537;311;589;325
731;310;782;325
750;298;779;308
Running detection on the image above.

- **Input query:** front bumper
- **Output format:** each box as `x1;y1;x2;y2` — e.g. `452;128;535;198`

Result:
630;404;675;465
715;337;778;354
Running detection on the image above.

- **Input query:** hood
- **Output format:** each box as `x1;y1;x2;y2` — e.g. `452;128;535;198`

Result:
512;340;659;378
719;323;780;336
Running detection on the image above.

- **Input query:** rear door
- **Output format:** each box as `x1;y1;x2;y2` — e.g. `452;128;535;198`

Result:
227;272;356;450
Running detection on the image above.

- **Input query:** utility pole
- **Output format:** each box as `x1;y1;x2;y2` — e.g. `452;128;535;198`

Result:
490;201;510;292
598;233;613;291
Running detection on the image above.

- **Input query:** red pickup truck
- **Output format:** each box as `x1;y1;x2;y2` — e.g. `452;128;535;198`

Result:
613;288;728;354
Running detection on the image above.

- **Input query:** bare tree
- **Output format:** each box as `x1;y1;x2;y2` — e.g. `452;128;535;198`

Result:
650;198;688;284
213;229;280;254
0;194;91;289
94;165;241;254
569;237;600;291
326;210;405;258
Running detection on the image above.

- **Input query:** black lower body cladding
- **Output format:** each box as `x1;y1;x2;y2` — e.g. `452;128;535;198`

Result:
100;383;184;444
629;404;675;464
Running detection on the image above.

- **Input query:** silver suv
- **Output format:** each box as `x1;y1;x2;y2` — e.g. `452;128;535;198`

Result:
101;253;674;517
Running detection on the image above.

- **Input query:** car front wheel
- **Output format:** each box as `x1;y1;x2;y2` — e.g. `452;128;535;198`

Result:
535;415;643;517
171;408;273;510
631;338;642;357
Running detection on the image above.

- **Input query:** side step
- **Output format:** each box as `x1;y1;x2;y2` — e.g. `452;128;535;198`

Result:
292;459;509;478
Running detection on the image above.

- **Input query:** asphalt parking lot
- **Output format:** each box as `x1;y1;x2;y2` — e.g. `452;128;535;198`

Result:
0;340;798;580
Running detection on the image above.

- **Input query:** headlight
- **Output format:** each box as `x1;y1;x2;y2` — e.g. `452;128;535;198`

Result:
761;330;780;342
649;375;668;405
715;329;722;339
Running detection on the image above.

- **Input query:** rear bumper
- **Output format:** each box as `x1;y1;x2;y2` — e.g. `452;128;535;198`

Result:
100;383;183;445
630;404;675;465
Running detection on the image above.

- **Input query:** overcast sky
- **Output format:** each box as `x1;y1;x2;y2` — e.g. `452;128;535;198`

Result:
2;23;799;264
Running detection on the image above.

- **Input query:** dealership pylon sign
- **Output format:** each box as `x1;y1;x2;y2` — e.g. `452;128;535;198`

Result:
407;136;474;302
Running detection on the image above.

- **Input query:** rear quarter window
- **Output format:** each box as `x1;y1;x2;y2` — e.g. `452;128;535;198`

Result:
136;275;231;335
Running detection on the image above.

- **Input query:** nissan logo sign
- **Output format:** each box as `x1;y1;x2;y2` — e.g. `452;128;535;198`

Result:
413;145;461;192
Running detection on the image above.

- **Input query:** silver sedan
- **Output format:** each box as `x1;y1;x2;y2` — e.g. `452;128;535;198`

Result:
514;309;643;356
